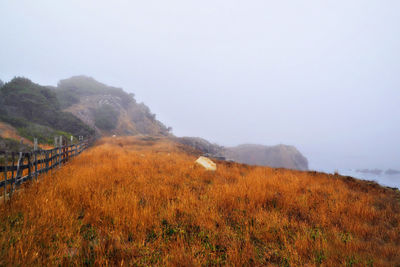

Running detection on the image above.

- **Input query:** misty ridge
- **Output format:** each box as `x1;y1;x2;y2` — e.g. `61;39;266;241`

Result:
355;169;400;176
0;75;308;171
1;75;398;190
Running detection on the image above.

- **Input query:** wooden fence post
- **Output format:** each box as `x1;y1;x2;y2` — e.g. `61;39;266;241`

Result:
27;153;32;181
34;138;38;181
11;152;23;198
54;136;58;169
59;136;62;168
38;150;42;175
0;136;89;194
11;152;15;186
51;149;54;171
39;151;42;174
3;152;8;203
45;151;49;173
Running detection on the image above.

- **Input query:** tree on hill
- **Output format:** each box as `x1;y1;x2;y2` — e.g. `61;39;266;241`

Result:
54;75;170;136
0;79;4;88
0;77;95;142
93;104;119;131
56;75;135;108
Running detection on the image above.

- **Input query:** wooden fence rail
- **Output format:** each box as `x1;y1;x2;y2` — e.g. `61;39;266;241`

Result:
0;141;88;202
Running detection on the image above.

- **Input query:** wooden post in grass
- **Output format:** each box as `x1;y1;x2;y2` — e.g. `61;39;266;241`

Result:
45;150;49;173
59;136;62;168
38;150;41;175
11;152;15;187
70;136;74;159
11;152;23;198
3;152;8;203
34;138;38;180
39;150;42;174
27;153;32;181
54;136;58;168
49;150;53;174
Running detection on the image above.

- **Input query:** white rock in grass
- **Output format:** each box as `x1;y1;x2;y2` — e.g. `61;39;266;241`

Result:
195;156;217;171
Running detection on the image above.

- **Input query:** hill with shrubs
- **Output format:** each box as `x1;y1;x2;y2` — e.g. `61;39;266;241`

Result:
0;77;94;146
0;75;308;170
0;76;170;150
54;76;171;137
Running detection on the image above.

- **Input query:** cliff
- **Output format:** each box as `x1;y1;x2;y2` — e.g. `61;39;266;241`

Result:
222;144;309;170
55;76;171;137
174;137;308;171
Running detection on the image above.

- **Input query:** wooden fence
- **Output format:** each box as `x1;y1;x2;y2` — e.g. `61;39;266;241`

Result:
0;140;89;202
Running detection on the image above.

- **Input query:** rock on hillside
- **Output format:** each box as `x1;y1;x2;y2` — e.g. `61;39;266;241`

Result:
222;144;308;170
174;137;308;171
54;76;171;137
173;136;223;155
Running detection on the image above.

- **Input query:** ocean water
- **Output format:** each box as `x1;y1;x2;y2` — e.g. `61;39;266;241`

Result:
339;169;400;189
323;169;400;189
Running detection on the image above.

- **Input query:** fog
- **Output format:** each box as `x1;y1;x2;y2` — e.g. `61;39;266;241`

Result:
1;0;399;172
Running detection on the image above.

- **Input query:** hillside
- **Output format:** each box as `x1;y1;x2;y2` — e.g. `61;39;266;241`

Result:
223;144;309;170
0;76;308;170
0;76;170;148
0;122;33;152
0;136;399;266
174;137;309;170
0;77;94;145
54;76;170;137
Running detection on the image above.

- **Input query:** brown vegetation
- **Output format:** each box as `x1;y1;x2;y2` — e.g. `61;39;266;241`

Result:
0;122;26;142
0;136;399;266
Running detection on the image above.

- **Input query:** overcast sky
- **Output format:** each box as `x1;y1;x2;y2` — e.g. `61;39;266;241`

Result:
0;0;399;171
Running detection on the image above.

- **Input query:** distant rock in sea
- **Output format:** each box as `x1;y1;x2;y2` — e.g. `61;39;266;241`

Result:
174;137;309;171
385;169;400;175
356;169;383;175
222;144;309;171
355;168;400;176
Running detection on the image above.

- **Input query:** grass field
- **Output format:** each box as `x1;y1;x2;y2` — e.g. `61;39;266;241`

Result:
0;136;399;266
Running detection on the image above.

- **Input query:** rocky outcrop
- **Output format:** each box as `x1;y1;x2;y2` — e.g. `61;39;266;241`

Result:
222;144;308;170
55;76;171;137
385;169;400;175
355;169;400;176
173;137;223;155
356;169;383;175
174;136;308;171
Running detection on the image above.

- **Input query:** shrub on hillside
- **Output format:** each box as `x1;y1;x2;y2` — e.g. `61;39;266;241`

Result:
16;123;71;144
55;89;80;109
0;77;95;139
0;136;32;153
57;76;135;108
93;104;119;131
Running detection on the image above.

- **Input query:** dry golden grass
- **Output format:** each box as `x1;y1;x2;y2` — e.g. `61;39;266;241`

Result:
0;136;399;266
0;122;32;145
